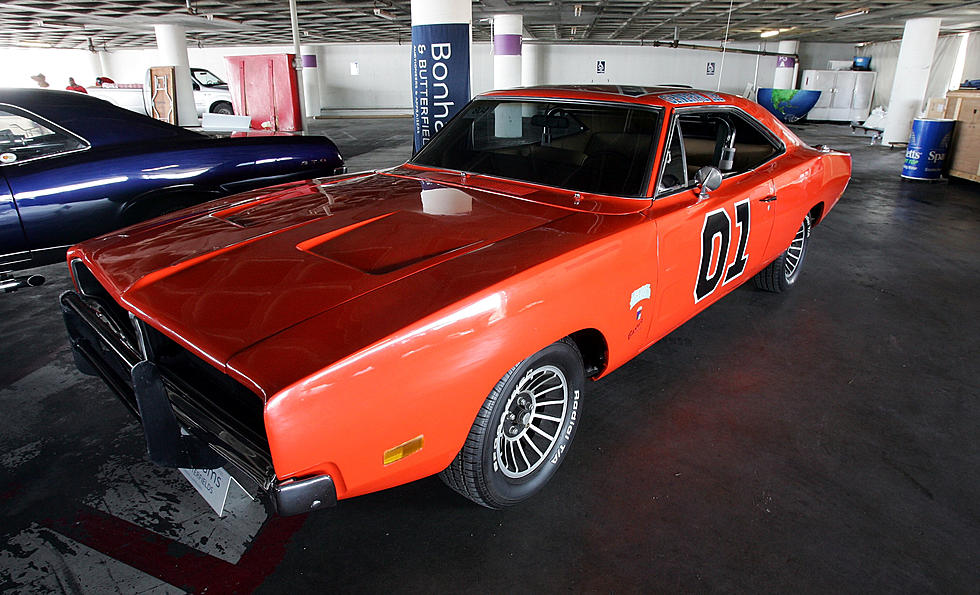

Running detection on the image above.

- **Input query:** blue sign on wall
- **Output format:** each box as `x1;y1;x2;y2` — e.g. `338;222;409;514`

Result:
412;23;470;152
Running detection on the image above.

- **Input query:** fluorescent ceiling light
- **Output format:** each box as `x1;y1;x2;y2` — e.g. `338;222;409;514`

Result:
760;30;780;38
835;8;869;20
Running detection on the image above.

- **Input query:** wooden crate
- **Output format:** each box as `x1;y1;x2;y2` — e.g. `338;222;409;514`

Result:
943;90;980;183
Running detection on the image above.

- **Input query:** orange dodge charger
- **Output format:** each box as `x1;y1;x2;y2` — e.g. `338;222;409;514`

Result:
62;86;851;515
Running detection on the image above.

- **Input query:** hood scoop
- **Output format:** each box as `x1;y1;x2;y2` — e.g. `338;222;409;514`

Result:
297;210;490;275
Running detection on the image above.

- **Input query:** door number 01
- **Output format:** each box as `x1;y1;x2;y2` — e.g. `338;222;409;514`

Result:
695;199;750;303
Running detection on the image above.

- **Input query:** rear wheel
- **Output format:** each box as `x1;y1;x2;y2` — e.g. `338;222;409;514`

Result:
440;339;585;508
754;214;811;292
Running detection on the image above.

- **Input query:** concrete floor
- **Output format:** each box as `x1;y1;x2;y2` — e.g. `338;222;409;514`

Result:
0;121;977;592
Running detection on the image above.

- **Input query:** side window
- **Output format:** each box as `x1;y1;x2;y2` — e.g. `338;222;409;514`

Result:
676;110;780;179
658;120;687;193
0;107;87;165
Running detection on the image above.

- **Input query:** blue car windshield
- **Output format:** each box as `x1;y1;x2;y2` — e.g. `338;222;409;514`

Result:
411;99;663;197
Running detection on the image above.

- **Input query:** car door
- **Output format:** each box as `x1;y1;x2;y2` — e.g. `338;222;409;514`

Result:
0;105;91;266
0;169;29;269
645;107;782;340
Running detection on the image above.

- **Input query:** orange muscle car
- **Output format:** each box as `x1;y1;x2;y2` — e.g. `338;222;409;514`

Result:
61;86;851;515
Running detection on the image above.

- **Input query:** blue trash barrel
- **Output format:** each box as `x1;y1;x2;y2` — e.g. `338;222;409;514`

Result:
902;119;956;180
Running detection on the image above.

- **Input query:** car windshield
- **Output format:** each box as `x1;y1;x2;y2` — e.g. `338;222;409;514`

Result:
411;99;663;197
0;107;87;164
192;69;225;87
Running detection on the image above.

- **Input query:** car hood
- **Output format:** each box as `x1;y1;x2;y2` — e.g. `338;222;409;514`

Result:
77;173;573;366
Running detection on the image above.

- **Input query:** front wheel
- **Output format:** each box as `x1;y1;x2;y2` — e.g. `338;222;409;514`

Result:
439;339;585;508
754;214;811;293
211;101;234;115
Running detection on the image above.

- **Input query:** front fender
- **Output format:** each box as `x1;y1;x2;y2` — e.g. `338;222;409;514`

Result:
250;215;659;500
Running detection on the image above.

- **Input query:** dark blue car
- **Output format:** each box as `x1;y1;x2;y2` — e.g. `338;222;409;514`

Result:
0;89;344;287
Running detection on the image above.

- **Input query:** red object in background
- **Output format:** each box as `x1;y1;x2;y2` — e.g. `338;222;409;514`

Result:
66;77;87;94
224;54;302;132
229;130;295;138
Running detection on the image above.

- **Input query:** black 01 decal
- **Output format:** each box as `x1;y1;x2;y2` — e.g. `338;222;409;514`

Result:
723;199;751;284
695;209;731;303
694;200;751;303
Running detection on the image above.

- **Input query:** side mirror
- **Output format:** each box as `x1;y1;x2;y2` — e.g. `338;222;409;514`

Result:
694;166;723;200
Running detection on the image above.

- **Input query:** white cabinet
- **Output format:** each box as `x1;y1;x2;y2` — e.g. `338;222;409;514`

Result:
801;70;877;122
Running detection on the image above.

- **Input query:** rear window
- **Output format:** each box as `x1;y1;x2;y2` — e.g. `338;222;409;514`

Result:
0;105;88;165
412;99;663;197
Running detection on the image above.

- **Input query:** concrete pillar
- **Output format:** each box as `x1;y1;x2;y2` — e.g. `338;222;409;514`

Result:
492;14;523;137
302;46;321;116
411;0;472;151
883;18;942;145
493;14;522;90
521;43;540;87
153;24;198;127
288;0;306;127
316;46;331;111
87;51;104;82
773;40;799;89
98;52;113;79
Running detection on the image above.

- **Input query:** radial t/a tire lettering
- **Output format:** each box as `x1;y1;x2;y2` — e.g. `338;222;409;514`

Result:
754;214;811;293
439;339;585;508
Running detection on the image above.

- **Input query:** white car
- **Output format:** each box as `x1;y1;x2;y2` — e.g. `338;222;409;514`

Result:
86;68;234;118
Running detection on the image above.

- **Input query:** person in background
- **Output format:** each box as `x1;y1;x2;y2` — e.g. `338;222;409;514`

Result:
65;77;87;93
30;73;50;88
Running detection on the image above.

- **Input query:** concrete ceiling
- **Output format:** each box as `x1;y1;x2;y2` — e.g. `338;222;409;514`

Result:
1;0;978;50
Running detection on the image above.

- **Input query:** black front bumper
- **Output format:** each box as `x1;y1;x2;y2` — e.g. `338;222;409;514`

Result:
61;289;336;516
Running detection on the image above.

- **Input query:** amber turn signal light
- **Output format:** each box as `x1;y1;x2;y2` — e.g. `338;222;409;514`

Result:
383;435;424;466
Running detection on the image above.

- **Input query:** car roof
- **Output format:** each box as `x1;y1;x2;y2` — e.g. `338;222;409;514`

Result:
0;88;200;147
479;84;743;108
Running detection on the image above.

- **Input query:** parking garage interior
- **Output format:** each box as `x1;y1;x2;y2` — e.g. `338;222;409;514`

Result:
1;1;979;592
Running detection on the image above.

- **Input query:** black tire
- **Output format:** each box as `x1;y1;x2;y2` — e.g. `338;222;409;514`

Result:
211;101;234;115
754;214;811;293
440;339;585;508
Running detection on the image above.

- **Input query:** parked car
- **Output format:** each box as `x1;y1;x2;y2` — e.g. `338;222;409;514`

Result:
188;67;235;115
62;86;851;515
0;88;343;289
87;67;235;117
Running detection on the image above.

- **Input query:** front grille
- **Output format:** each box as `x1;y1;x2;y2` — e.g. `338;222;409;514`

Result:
63;262;275;490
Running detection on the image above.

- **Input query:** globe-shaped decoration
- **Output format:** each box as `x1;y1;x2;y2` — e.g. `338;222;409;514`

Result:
756;88;822;123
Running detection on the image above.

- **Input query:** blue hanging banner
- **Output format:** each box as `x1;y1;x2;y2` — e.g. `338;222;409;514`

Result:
411;23;470;153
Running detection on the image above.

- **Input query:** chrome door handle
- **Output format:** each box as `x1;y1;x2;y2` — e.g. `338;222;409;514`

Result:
760;195;777;203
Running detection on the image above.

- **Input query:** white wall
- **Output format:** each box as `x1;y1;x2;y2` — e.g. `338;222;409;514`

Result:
797;42;857;72
3;40;851;109
0;48;101;89
315;44;413;109
858;34;969;109
519;41;778;95
965;32;980;81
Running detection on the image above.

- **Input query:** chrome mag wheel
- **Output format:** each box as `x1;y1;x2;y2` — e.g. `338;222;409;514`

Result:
494;365;570;479
783;215;810;282
439;339;585;508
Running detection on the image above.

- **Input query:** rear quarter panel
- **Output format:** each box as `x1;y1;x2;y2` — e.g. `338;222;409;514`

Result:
766;148;851;264
732;99;850;261
8;137;341;254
